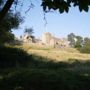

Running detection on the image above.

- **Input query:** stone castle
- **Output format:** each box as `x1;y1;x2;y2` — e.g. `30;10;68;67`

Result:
41;32;70;48
20;32;70;48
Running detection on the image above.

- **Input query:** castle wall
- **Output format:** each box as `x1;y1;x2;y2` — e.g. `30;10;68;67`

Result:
41;32;70;48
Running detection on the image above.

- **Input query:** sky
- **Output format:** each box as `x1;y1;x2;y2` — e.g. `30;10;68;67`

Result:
12;0;90;39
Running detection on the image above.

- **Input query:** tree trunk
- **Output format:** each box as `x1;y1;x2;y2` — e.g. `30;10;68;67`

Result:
0;0;14;24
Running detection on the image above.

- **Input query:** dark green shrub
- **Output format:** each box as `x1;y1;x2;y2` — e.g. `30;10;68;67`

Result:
79;45;90;54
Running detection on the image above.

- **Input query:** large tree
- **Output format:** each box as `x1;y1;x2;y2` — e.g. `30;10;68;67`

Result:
0;0;14;23
67;33;76;47
0;1;23;43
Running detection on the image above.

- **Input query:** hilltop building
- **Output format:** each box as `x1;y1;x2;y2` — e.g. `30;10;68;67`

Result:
19;32;70;48
20;33;35;43
41;32;70;48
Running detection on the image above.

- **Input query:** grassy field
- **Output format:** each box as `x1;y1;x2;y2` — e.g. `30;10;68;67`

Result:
21;43;90;62
0;44;90;90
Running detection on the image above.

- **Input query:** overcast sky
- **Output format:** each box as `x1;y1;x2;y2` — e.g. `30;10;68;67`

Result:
12;0;90;39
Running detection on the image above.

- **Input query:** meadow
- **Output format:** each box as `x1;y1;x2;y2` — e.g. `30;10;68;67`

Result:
0;44;90;90
22;43;90;61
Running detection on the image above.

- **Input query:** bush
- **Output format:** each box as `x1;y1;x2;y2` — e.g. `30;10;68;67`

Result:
78;43;90;54
78;38;90;53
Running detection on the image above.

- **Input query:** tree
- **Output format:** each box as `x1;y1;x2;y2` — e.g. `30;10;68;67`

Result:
0;1;23;43
75;36;83;48
68;33;84;48
84;37;90;45
24;27;35;42
0;0;14;23
79;37;90;53
42;0;90;13
24;27;34;38
0;0;90;24
24;27;34;36
67;33;76;47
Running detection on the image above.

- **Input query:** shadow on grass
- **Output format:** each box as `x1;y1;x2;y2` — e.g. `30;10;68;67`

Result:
0;46;90;90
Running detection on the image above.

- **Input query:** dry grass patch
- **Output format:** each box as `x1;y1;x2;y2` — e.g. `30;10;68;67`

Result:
20;44;90;62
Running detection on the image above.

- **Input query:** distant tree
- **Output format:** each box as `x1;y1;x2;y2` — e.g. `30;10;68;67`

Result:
24;27;35;42
67;33;76;47
75;36;83;48
84;37;90;45
24;27;34;36
79;37;90;53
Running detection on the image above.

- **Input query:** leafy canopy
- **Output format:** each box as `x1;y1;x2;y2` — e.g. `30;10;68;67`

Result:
42;0;90;13
24;27;34;36
0;0;90;23
0;0;23;43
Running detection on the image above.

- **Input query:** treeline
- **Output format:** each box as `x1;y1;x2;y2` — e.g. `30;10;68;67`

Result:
68;33;90;53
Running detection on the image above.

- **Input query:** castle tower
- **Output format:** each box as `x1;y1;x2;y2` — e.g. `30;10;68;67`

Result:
42;32;52;45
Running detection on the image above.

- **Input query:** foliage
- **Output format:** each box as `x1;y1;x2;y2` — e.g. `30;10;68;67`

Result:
68;33;76;47
0;0;90;24
24;27;34;36
67;33;83;48
67;33;90;53
79;38;90;53
75;36;83;48
84;37;90;44
42;0;90;13
0;0;23;43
